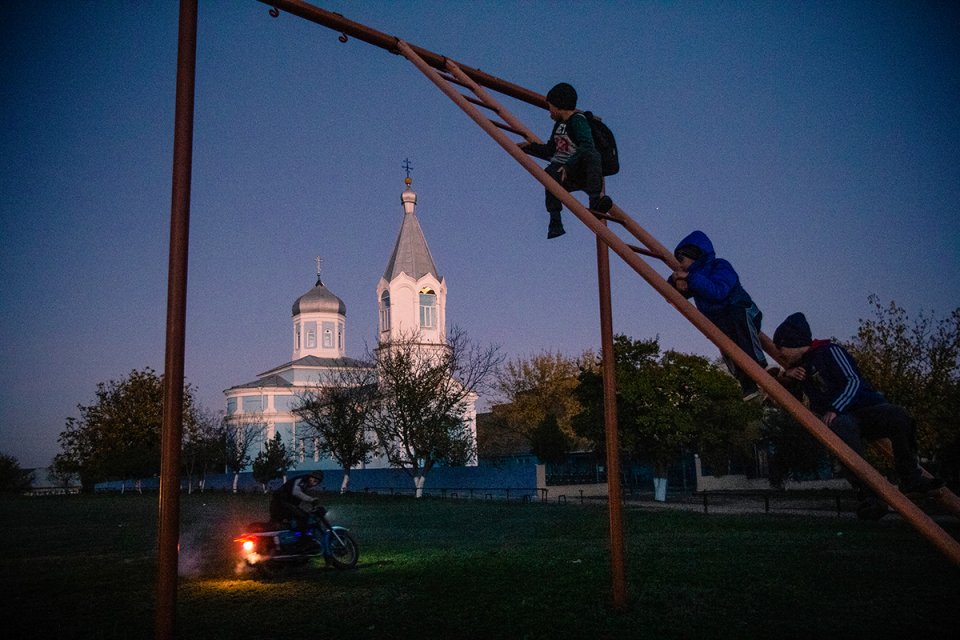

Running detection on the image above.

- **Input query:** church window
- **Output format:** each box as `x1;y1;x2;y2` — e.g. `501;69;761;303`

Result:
380;291;391;332
323;327;333;348
295;324;301;351
305;321;317;348
338;323;343;350
419;288;436;328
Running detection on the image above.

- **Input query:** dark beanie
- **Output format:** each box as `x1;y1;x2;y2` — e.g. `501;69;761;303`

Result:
546;83;577;110
774;313;812;348
674;244;703;262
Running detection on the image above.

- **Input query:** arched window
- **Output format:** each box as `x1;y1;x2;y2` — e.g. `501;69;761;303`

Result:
419;287;436;328
380;291;391;332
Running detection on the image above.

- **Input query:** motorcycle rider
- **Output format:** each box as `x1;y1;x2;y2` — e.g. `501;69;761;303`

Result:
270;470;325;548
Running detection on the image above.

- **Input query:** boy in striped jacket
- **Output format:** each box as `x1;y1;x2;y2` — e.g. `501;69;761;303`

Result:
773;312;944;520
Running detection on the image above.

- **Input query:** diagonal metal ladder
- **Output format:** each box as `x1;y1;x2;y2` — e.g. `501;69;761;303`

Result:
395;38;960;565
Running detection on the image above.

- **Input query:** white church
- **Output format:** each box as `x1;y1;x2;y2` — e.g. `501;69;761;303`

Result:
223;177;475;471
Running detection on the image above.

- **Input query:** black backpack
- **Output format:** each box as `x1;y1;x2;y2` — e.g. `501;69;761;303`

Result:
582;111;619;176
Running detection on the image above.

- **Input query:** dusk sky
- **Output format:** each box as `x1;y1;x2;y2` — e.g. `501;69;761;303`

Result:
2;1;958;469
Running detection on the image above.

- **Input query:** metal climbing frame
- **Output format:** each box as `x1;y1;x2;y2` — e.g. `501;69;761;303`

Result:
262;0;960;576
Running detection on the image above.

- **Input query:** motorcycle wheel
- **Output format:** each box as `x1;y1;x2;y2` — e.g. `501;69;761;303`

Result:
325;529;359;569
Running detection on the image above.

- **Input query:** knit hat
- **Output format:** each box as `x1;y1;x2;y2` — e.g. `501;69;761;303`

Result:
674;244;703;262
546;83;578;110
773;313;812;348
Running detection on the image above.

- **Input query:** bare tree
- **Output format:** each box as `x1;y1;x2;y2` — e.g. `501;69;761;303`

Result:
223;411;267;493
182;407;226;493
293;359;379;493
370;327;503;497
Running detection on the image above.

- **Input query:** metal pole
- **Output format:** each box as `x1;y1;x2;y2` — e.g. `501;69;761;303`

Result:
597;223;628;610
156;1;197;638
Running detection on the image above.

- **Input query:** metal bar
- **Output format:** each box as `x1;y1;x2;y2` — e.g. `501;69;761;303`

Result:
597;221;628;610
258;0;548;108
156;1;197;638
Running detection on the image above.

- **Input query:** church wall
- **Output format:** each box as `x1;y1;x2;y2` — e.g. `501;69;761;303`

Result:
274;395;297;412
242;395;264;413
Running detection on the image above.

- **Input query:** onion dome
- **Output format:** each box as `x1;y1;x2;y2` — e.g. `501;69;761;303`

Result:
292;276;346;316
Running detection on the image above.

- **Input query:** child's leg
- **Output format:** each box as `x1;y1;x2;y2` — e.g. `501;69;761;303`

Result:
544;163;565;215
713;304;768;395
544;163;566;238
568;148;610;211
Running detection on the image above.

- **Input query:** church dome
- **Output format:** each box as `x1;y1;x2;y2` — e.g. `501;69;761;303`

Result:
292;277;346;316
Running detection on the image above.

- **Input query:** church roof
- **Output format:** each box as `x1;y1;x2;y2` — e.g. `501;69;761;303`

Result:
226;355;371;391
382;185;441;282
292;277;346;316
258;355;371;378
228;373;294;390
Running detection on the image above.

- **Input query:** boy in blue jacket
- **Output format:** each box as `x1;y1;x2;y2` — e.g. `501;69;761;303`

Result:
518;82;612;239
773;312;944;520
668;230;767;399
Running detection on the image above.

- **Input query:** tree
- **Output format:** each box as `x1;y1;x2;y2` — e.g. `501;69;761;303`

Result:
844;295;960;481
293;360;379;494
491;350;591;452
181;407;226;493
0;453;34;493
46;462;77;490
370;328;503;497
493;350;588;441
252;432;294;492
222;411;267;493
529;414;571;465
572;335;761;498
56;368;196;492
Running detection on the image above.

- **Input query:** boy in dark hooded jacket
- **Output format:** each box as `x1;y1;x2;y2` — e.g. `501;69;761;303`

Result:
668;230;767;398
518;82;612;239
773;312;944;520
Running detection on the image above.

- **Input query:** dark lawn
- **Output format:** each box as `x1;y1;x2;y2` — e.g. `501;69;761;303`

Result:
1;492;958;639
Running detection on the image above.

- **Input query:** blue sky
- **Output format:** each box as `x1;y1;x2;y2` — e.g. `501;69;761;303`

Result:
2;1;958;469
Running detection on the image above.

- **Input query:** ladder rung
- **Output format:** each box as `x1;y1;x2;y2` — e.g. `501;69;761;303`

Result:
591;210;621;223
626;244;666;261
464;94;497;110
437;71;470;89
490;120;524;136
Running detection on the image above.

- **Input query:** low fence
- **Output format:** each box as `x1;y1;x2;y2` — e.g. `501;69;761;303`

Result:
362;486;544;501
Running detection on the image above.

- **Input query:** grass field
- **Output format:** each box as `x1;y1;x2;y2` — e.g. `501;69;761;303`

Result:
2;491;958;639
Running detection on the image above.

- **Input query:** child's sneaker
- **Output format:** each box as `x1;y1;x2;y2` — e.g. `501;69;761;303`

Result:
590;195;613;214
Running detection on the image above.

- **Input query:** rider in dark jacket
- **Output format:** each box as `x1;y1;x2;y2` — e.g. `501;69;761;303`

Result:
270;471;324;532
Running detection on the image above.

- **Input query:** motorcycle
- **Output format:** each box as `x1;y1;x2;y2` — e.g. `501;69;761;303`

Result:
235;506;359;575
